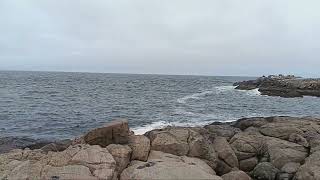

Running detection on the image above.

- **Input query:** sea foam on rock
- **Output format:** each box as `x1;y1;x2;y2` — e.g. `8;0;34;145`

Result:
1;116;320;180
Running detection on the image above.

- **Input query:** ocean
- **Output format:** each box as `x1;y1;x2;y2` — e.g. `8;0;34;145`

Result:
1;71;319;140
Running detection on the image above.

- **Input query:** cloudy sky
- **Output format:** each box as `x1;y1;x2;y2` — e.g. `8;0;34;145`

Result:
0;0;319;76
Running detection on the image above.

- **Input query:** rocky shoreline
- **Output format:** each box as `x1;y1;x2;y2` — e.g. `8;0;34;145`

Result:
234;75;320;98
1;116;320;180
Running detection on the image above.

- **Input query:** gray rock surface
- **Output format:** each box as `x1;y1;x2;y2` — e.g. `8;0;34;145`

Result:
120;151;222;180
82;119;130;147
106;144;132;173
128;135;150;161
252;162;279;180
221;170;252;180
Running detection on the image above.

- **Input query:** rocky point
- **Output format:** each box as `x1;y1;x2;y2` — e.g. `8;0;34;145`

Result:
234;74;320;98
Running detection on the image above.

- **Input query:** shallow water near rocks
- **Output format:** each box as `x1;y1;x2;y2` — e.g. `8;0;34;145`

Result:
1;71;320;140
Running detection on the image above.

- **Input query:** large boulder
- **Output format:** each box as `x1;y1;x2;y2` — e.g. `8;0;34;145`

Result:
213;137;238;175
81;119;130;147
260;124;303;140
106;144;132;173
146;127;190;156
239;157;258;172
146;127;218;169
120;150;222;180
128;135;150;161
187;128;218;169
265;137;308;169
252;162;279;180
230;132;266;161
294;150;320;180
221;170;252;180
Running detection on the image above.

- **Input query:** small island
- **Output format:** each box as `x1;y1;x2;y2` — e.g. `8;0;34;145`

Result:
234;74;320;98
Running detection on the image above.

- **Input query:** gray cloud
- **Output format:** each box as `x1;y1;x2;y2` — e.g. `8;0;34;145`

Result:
0;0;320;76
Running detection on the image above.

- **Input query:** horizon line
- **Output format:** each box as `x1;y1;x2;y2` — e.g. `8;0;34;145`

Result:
0;69;260;78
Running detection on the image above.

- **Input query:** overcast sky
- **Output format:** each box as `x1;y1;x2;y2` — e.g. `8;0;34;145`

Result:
0;0;319;76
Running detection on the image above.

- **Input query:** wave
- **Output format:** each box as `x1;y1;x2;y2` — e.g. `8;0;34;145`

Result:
131;119;236;135
177;90;214;104
234;88;261;96
215;85;236;93
247;88;261;96
131;112;271;135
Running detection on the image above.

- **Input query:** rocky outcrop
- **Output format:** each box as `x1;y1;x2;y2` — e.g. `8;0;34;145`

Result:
0;144;117;180
0;137;70;154
295;150;320;180
128;135;150;161
81;119;130;147
213;137;239;175
204;123;241;141
234;75;320;98
1;116;320;180
145;127;218;169
106;144;132;173
120;150;222;180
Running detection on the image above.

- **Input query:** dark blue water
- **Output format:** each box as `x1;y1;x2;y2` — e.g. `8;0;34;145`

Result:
1;71;319;140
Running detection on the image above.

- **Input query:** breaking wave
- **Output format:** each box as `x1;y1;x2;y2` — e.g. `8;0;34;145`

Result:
177;90;214;104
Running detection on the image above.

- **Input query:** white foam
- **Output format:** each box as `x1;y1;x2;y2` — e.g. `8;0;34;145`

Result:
132;119;231;135
177;90;214;104
247;88;261;96
238;88;261;96
215;86;236;93
132;121;171;135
